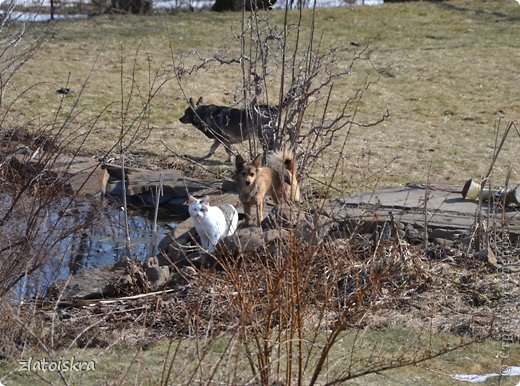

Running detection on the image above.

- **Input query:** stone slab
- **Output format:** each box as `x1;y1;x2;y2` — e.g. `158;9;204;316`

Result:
50;155;109;197
323;183;520;236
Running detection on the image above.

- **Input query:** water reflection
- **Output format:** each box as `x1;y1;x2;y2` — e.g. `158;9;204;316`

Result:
65;200;178;270
8;196;180;298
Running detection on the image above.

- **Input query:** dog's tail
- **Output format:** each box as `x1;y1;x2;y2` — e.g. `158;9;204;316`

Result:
267;148;300;202
266;148;296;175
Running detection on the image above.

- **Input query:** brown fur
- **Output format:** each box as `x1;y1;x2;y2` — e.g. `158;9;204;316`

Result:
235;149;300;225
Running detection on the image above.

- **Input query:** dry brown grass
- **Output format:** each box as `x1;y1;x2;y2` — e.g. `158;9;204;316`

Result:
5;0;520;194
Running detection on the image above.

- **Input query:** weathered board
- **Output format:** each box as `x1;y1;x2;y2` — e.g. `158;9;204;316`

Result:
322;183;520;237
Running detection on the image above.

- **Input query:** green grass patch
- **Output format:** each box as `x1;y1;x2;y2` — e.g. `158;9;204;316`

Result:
1;328;518;385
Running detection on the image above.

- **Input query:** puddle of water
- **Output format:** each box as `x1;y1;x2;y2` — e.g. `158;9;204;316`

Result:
4;195;181;299
452;366;520;383
64;202;178;272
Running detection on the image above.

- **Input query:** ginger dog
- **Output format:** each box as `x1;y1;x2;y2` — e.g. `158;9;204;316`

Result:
235;149;300;225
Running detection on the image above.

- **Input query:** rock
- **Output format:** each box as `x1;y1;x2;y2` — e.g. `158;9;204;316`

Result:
432;238;454;248
155;251;176;267
7;153;109;198
322;183;520;243
430;228;462;241
46;257;145;300
68;167;109;198
165;266;198;288
221;226;265;256
263;228;289;244
159;225;216;269
261;205;336;245
104;162;239;215
161;217;214;268
47;267;114;300
472;247;498;268
107;258;150;295
404;224;423;245
144;256;170;288
261;205;300;230
297;211;336;245
53;157;109;198
263;228;291;256
429;228;462;247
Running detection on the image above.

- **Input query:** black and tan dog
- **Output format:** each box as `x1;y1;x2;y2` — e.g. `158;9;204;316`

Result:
235;148;300;225
179;97;280;162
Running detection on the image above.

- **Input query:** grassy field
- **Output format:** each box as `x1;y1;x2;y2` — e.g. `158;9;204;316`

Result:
1;1;520;385
2;328;519;385
7;0;520;193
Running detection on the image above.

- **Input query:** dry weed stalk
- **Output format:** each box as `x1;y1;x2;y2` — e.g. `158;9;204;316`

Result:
469;120;519;252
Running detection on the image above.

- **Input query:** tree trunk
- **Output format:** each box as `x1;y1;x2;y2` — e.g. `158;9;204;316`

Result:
212;0;276;12
111;0;153;14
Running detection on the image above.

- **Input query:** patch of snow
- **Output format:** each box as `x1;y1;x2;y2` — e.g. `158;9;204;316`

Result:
6;0;383;13
452;366;520;383
5;11;88;21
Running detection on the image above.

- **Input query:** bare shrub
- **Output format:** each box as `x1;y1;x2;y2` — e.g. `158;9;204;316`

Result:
150;233;487;385
173;10;388;181
0;3;48;108
160;5;495;385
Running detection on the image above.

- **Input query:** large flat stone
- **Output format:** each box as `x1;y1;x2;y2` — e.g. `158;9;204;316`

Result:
50;155;109;197
322;183;520;238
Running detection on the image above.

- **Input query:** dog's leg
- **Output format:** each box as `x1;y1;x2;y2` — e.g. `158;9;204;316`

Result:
201;140;221;159
225;147;234;163
256;200;264;226
243;202;253;225
221;138;233;163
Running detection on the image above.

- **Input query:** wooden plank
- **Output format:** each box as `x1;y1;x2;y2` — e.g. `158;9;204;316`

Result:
323;183;520;236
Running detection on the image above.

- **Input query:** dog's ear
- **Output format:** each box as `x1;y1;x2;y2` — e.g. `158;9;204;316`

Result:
235;154;245;171
196;96;203;106
189;97;195;108
252;154;262;169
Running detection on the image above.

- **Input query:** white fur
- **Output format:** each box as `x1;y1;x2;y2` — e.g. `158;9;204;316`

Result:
188;195;238;253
